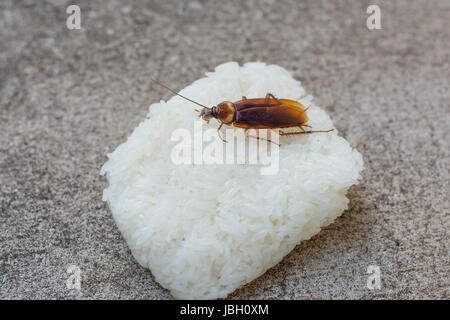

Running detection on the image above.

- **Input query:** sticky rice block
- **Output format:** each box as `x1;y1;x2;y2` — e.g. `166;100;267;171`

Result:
101;62;364;299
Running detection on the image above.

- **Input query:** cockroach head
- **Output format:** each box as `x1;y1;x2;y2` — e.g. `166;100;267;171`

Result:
200;107;215;121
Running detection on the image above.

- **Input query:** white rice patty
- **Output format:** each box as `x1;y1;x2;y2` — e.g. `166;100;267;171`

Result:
101;62;364;299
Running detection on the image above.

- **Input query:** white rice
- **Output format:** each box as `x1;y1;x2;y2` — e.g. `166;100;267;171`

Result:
101;62;364;299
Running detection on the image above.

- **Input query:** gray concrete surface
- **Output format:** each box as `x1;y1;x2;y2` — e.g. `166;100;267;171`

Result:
0;0;449;299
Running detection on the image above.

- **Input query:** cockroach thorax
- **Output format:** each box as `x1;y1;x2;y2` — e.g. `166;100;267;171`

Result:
215;102;236;124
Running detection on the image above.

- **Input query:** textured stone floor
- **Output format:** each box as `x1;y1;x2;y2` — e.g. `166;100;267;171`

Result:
0;0;448;299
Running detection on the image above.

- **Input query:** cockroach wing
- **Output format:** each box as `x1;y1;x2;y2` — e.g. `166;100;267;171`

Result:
234;98;281;111
234;98;307;111
234;103;309;129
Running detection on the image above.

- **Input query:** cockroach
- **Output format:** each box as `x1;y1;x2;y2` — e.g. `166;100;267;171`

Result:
152;79;333;144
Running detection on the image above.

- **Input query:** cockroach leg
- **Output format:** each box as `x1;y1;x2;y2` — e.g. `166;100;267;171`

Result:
279;128;334;136
217;122;228;143
265;93;281;104
245;129;280;146
279;130;311;136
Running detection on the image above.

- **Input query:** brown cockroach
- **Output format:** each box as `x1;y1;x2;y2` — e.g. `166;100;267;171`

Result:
152;79;333;144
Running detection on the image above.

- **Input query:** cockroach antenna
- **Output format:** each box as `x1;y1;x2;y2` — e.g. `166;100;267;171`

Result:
151;79;209;110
